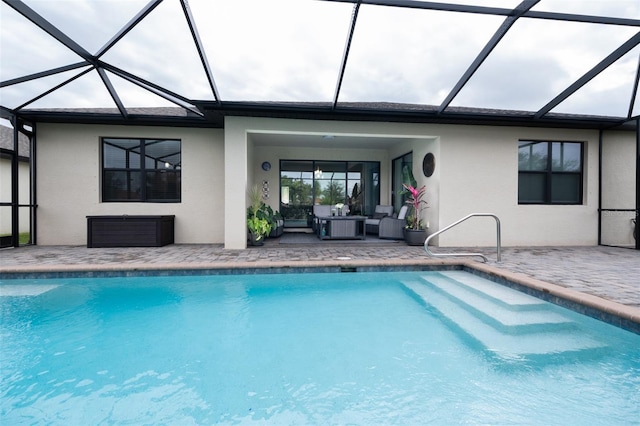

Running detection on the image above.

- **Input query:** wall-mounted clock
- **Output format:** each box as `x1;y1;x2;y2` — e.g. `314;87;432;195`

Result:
261;161;271;171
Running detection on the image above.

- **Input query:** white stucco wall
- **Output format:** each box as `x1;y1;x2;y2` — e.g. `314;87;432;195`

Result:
434;126;601;247
34;118;635;249
36;123;224;245
387;136;440;234
601;130;637;246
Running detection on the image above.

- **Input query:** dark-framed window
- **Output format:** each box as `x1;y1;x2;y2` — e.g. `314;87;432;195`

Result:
518;140;583;204
102;138;181;202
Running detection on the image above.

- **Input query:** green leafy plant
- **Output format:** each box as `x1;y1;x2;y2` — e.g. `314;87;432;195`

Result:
402;164;417;191
247;185;272;242
247;215;271;241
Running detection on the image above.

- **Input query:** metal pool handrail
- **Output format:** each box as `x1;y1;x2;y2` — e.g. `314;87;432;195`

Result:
424;213;502;263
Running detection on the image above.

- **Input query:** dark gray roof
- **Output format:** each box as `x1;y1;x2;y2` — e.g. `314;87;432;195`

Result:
0;125;30;156
17;103;637;131
24;107;192;117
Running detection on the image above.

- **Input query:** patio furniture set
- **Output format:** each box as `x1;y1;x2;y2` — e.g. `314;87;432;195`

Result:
312;204;408;240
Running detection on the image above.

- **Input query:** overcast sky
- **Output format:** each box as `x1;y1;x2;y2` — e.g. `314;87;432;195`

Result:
1;0;639;120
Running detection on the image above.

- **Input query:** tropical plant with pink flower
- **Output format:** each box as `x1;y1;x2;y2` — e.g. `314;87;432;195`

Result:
403;183;428;230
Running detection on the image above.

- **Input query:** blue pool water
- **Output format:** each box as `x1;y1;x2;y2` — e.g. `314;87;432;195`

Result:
1;271;639;425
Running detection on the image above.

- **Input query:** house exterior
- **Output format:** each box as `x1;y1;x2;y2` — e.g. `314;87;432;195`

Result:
23;114;636;249
1;1;638;250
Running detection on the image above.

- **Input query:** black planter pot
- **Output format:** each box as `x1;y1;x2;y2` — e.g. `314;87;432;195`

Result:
248;232;265;246
269;220;284;238
403;228;428;246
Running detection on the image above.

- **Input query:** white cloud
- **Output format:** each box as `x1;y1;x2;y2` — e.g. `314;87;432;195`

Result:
0;2;79;81
339;6;504;105
531;0;640;19
553;46;640;117
453;54;567;111
18;0;148;53
99;0;214;101
452;16;638;112
189;0;352;101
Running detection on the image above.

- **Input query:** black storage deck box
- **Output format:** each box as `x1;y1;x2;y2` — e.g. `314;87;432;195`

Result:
87;215;175;248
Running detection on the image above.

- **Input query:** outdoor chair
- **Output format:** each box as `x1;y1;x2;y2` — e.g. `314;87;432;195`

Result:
378;205;408;239
365;205;394;234
312;205;332;232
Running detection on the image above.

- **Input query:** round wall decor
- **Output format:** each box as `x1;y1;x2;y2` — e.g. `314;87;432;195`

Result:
422;153;435;177
261;161;271;171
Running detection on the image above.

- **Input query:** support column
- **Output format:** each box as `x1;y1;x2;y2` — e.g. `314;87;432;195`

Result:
598;130;603;246
224;117;249;249
11;117;19;247
635;118;640;250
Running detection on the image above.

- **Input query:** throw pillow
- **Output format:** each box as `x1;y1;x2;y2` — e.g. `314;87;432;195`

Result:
372;212;388;219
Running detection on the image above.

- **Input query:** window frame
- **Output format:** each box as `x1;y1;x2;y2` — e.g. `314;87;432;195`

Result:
518;140;584;205
101;137;181;203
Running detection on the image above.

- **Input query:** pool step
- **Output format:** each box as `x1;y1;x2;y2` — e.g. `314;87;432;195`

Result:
0;284;59;297
421;272;574;333
437;271;546;310
402;273;606;360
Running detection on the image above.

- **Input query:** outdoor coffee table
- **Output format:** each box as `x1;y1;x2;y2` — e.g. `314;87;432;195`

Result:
316;215;367;240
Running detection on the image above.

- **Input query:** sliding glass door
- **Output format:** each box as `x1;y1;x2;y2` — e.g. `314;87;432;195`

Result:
392;152;412;212
280;160;379;228
279;161;314;228
348;162;379;216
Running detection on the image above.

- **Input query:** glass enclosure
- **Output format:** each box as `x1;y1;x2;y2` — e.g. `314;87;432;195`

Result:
0;119;35;248
3;1;637;120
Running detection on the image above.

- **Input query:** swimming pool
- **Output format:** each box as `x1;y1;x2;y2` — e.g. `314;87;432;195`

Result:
1;270;639;424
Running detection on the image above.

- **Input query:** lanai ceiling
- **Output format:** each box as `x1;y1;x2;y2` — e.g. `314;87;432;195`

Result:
1;0;639;129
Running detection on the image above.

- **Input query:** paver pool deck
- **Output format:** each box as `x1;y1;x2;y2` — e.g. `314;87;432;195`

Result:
1;242;639;331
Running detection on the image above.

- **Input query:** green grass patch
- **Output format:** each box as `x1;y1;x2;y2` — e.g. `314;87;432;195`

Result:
0;232;31;245
19;232;31;245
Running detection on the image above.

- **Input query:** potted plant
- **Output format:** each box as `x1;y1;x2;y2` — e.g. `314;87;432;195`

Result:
401;165;428;246
268;208;284;238
247;215;271;245
247;185;272;246
348;183;363;215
